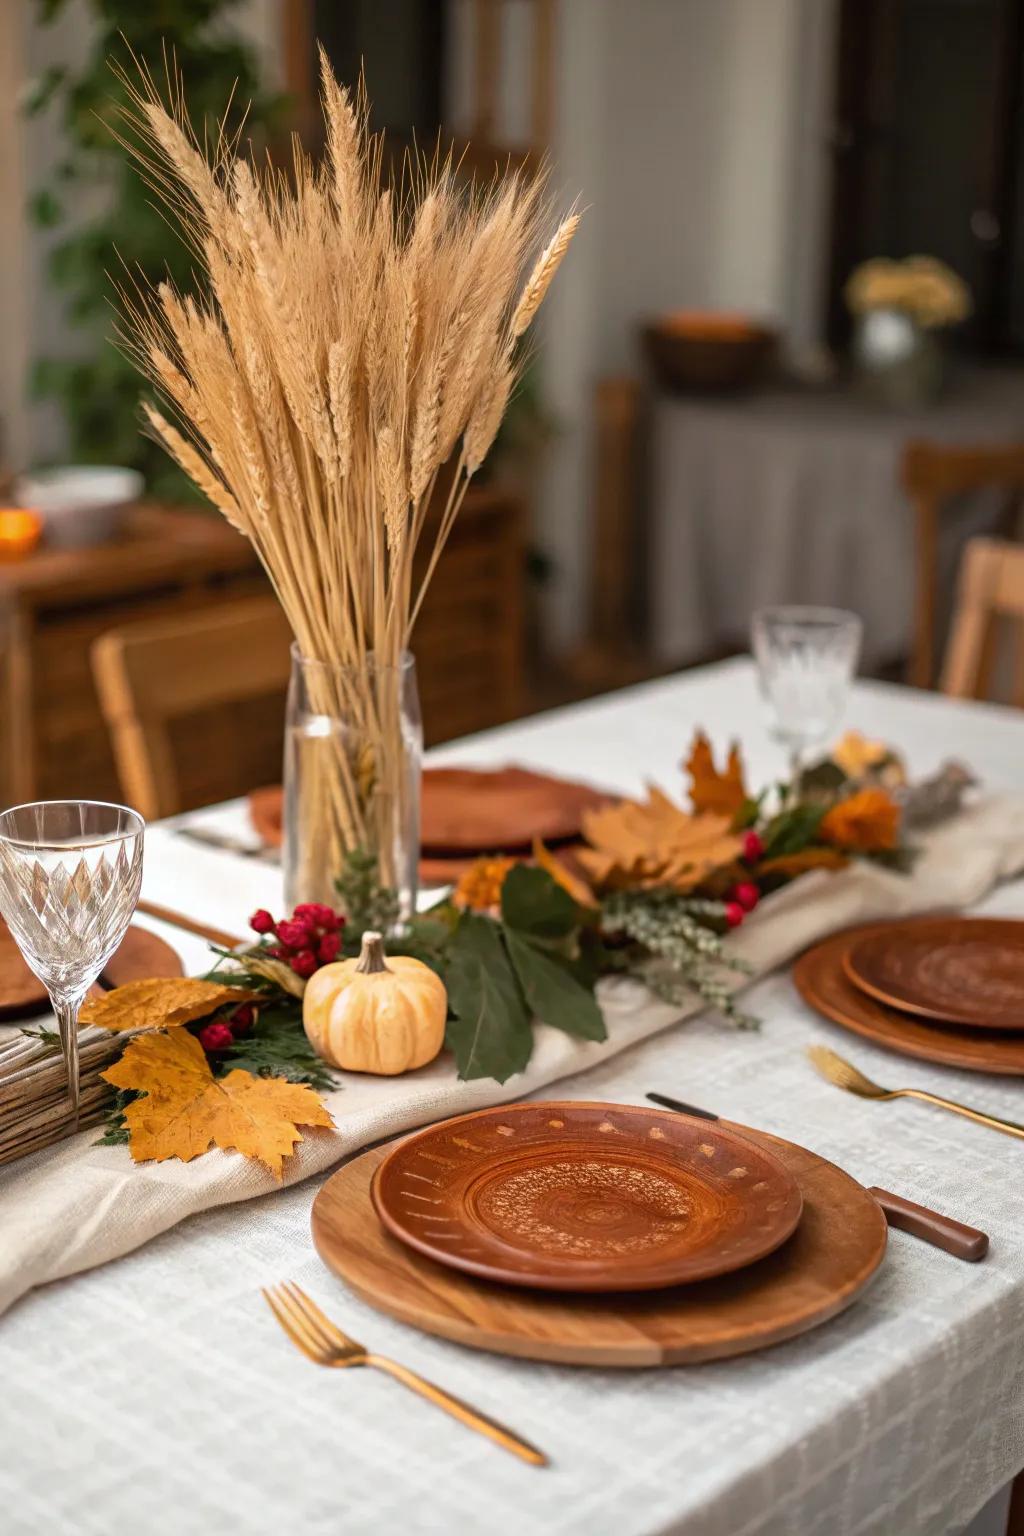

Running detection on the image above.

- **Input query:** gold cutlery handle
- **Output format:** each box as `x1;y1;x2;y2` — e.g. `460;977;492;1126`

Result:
905;1089;1024;1142
364;1354;548;1466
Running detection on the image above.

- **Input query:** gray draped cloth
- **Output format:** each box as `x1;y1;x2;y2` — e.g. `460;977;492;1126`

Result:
648;366;1024;669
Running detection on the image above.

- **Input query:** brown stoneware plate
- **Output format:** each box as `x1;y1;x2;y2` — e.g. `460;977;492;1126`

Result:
249;767;612;857
371;1101;803;1293
0;921;183;1022
794;924;1024;1075
844;917;1024;1030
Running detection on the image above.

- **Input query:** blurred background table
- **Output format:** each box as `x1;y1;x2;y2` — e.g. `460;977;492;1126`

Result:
648;368;1024;674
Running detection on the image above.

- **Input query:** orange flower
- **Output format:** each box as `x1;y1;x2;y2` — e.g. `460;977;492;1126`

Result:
452;856;518;912
819;788;900;852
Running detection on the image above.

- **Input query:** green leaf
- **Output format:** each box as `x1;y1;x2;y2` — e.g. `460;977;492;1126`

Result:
220;1002;336;1091
505;930;606;1042
445;915;533;1082
28;188;63;228
21;65;66;117
500;864;577;938
760;803;826;860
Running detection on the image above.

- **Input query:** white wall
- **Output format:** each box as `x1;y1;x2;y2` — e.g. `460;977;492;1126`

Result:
526;0;839;652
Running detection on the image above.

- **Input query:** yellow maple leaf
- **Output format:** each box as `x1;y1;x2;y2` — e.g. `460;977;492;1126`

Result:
578;788;742;893
102;1029;334;1177
685;731;748;819
81;977;258;1033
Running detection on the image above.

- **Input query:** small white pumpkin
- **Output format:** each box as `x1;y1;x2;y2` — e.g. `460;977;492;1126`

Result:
302;930;447;1075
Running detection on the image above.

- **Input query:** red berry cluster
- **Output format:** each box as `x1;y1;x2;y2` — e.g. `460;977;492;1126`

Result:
249;902;346;980
724;830;765;930
197;1003;255;1055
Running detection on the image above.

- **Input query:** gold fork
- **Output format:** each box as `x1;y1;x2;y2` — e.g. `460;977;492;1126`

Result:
807;1045;1024;1142
263;1282;548;1467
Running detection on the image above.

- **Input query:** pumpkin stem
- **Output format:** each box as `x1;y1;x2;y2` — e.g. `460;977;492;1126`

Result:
355;930;392;975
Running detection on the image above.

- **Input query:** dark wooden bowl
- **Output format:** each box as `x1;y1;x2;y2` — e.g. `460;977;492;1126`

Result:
642;313;778;394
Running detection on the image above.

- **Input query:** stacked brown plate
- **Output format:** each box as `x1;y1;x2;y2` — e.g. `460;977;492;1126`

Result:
311;1101;891;1367
250;765;612;884
794;916;1024;1075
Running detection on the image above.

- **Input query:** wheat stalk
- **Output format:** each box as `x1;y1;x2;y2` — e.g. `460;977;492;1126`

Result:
116;55;580;902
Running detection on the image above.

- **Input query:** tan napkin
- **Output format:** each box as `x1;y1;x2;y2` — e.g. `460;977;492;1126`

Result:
1;792;1022;1316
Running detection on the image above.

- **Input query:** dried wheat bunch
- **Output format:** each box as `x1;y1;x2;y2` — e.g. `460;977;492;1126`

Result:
114;49;580;673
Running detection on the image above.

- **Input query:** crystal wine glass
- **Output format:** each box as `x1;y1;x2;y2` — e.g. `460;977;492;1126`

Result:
0;801;145;1121
751;606;863;781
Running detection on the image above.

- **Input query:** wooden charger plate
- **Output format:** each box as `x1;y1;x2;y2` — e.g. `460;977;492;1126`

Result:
371;1102;803;1292
0;921;183;1022
795;924;1024;1075
844;917;1024;1030
312;1126;886;1367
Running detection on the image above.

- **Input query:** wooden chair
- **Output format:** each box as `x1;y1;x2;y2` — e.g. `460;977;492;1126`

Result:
902;440;1024;689
941;536;1024;703
91;596;292;820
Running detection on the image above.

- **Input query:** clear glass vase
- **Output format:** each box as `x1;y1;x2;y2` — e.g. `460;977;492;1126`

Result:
283;648;422;922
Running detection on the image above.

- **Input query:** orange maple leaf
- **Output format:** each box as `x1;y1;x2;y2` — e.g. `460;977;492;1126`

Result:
81;977;259;1033
819;788;901;852
685;731;748;819
102;1028;334;1177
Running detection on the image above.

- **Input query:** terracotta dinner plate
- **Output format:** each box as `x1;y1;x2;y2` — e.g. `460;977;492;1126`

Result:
844;917;1024;1030
371;1101;804;1293
794;924;1024;1075
0;921;183;1022
249;767;612;857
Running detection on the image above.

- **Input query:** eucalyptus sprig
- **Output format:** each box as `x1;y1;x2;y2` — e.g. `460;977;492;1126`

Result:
603;889;757;1029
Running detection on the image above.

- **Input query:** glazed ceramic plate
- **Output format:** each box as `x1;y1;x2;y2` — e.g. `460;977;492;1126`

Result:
0;922;183;1023
794;924;1024;1075
371;1101;803;1293
249;767;611;856
844;917;1024;1030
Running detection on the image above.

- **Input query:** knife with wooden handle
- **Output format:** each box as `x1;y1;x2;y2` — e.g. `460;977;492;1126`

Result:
645;1092;989;1263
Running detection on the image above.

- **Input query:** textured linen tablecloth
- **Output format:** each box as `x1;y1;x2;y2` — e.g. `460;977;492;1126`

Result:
2;660;1024;1536
648;369;1024;668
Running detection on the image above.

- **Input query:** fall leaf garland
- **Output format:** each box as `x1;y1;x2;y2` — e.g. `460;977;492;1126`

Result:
82;727;916;1168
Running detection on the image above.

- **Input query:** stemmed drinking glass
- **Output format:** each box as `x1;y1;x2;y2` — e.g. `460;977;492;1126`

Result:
751;606;863;781
0;801;145;1122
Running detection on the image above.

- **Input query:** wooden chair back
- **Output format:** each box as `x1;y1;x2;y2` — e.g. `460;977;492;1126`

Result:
941;536;1024;703
91;596;292;820
902;439;1024;688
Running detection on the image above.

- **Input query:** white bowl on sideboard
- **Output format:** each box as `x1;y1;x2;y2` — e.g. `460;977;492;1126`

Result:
14;466;144;549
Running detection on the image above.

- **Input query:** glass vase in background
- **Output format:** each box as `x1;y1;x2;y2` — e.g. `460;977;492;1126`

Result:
283;649;422;922
852;307;945;409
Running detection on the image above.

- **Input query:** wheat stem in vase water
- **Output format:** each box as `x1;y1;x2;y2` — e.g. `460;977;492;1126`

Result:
114;50;579;902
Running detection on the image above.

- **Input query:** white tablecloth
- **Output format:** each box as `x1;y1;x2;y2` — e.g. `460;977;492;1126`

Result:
2;660;1024;1536
648;370;1024;669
